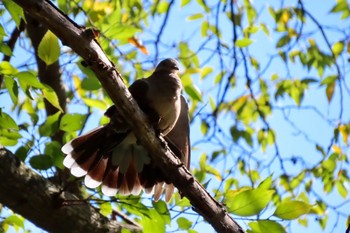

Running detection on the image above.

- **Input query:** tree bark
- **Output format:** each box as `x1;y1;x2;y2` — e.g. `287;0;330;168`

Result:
9;0;245;232
0;147;141;233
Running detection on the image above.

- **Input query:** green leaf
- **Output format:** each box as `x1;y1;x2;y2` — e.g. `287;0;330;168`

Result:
42;85;63;112
187;13;204;21
29;155;53;170
274;200;312;220
177;217;192;230
201;66;213;79
326;82;335;103
0;42;12;56
336;180;348;198
105;25;141;41
236;38;254;47
276;34;291;48
0;61;18;75
0;111;18;130
0;129;21;146
59;113;86;132
332;41;344;56
100;202;113;216
3;215;25;230
3;0;24;27
39;111;61;137
153;201;170;225
16;71;44;89
227;189;274;216
81;77;101;90
181;0;191;7
258;175;273;190
157;1;169;14
330;1;349;13
4;76;18;105
45;141;64;169
184;85;202;102
141;209;166;233
38;30;60;66
83;98;107;110
248;220;286;233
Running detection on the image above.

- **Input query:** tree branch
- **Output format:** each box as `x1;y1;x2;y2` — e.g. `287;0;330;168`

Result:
0;147;141;233
11;0;245;232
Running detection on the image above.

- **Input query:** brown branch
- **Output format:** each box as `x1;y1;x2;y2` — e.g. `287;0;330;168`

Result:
11;0;245;232
0;147;141;233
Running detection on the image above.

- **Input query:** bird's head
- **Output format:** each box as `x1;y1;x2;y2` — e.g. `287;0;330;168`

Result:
154;58;180;73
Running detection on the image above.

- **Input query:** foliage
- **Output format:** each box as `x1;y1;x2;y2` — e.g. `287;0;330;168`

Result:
1;0;350;232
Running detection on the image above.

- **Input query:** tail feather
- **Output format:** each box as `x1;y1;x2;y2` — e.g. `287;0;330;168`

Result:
62;125;175;201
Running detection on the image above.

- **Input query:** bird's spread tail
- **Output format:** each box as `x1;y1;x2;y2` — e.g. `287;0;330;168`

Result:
62;126;175;201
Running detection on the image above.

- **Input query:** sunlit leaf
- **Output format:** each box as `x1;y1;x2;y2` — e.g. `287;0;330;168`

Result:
236;38;254;47
187;13;204;21
227;188;274;216
258;175;273;190
274;200;312;220
83;98;107;110
106;25;141;40
0;61;18;75
336;180;348;198
177;217;192;230
332;41;344;56
248;220;286;233
153;201;170;225
100;202;112;216
181;0;191;7
128;37;149;55
3;215;25;230
42;85;63;112
3;76;18;104
38;30;60;66
2;0;24;27
0;129;21;146
0;111;18;130
184;85;202;102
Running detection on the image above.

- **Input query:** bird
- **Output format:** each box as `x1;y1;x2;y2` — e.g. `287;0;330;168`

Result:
61;58;190;202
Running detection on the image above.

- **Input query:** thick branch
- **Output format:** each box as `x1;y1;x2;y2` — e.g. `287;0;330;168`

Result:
11;0;245;232
0;148;141;233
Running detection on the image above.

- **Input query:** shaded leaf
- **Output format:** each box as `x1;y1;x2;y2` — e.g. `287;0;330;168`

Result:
29;155;53;170
59;113;86;132
39;111;61;137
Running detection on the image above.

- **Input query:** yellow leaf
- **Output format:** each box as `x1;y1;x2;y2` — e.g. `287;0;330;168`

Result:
332;145;342;154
